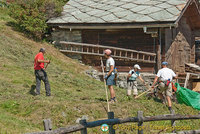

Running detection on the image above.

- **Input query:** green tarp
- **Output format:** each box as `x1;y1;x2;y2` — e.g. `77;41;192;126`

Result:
175;83;200;110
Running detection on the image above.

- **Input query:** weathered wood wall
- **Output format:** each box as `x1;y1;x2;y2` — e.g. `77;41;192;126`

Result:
82;29;155;52
165;16;195;73
81;29;156;72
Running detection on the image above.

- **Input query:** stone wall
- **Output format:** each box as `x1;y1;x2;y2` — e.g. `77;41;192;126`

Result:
51;29;82;46
116;73;155;90
51;29;82;59
85;67;156;91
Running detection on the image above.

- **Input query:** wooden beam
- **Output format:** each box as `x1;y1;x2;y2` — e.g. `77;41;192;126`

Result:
177;130;200;134
143;114;200;122
156;44;161;70
26;114;200;134
184;73;190;88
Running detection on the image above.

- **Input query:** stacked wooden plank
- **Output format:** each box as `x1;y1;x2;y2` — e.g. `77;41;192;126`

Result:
185;63;200;73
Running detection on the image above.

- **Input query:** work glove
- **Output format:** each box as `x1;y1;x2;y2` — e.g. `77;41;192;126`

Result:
144;82;149;86
104;74;108;79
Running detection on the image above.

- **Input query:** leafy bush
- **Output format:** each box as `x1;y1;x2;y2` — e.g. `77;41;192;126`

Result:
9;0;68;39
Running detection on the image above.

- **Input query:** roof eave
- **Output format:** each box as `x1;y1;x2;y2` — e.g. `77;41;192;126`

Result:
47;21;177;29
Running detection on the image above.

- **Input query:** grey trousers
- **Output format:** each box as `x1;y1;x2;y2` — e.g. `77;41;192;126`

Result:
35;69;51;96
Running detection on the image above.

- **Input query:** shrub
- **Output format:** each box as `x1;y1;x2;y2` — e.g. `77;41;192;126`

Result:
9;0;68;39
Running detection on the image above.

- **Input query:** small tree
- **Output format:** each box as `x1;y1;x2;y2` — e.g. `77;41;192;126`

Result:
9;0;67;39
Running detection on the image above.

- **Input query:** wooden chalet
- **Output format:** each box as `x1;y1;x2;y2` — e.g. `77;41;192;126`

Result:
47;0;200;87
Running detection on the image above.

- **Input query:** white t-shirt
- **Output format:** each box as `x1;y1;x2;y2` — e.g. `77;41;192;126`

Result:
106;57;115;72
157;67;176;81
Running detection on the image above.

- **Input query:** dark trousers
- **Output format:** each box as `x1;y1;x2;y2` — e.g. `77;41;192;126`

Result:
35;69;51;96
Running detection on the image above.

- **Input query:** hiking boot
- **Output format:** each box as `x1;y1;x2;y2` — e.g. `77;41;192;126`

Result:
46;93;51;96
168;107;174;114
109;97;117;104
109;99;115;104
113;97;117;102
35;92;40;96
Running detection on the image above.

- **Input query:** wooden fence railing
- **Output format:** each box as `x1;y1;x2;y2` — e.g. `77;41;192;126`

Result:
26;111;200;134
59;41;156;64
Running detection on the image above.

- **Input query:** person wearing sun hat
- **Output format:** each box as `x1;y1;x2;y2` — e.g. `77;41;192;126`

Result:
104;49;117;103
127;64;146;98
152;61;177;112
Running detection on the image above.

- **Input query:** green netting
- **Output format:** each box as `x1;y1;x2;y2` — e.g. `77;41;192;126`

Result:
175;83;200;110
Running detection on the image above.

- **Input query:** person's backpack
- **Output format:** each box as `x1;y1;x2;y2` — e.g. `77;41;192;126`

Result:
114;67;118;79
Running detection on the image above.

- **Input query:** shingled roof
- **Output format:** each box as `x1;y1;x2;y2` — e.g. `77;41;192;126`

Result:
47;0;188;24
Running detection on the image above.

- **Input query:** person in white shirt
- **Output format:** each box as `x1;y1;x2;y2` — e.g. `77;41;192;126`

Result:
104;49;116;103
152;62;177;112
127;64;146;98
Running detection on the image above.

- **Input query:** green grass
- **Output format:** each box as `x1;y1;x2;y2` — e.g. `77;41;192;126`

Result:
0;7;199;134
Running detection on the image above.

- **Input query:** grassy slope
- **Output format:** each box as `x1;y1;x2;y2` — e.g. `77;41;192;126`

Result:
0;8;199;134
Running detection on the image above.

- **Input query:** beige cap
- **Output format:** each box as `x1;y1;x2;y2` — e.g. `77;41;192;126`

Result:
134;64;141;70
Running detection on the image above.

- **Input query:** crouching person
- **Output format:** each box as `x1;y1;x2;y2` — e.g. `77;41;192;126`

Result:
104;49;116;104
127;64;146;98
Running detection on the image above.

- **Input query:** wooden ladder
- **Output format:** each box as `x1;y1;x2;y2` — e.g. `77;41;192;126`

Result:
59;41;156;64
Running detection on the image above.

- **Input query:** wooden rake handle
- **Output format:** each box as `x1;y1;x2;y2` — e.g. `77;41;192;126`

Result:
135;85;158;99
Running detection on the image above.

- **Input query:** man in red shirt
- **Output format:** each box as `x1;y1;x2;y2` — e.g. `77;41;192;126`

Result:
34;48;51;96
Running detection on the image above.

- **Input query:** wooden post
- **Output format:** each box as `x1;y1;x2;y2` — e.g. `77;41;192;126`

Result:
156;44;161;71
43;119;52;131
137;111;143;134
80;119;87;134
43;119;48;131
170;110;176;133
108;112;115;134
184;73;190;88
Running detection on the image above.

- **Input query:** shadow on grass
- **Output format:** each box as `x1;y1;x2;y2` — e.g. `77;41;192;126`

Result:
6;21;21;32
29;85;36;96
94;98;108;113
95;97;107;102
153;97;163;103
